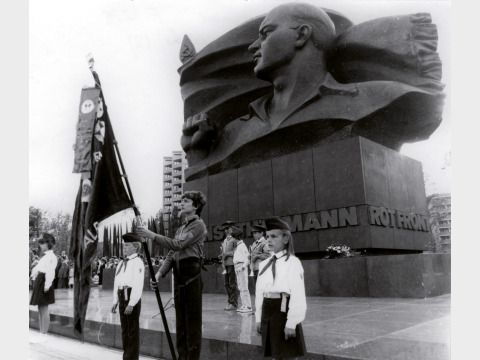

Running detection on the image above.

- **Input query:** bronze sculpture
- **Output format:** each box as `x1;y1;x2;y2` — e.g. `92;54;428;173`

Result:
179;3;444;180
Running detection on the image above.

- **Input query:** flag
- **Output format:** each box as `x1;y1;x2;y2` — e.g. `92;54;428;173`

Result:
70;77;132;337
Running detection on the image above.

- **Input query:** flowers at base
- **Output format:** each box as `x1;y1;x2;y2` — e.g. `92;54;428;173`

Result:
325;244;353;258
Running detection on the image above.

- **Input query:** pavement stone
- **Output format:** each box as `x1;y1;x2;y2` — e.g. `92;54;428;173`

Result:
29;288;450;359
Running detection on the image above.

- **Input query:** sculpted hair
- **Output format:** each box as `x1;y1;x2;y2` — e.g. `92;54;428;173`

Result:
182;190;207;215
284;3;336;51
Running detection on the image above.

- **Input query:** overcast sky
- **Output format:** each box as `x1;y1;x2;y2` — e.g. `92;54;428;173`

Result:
29;0;451;219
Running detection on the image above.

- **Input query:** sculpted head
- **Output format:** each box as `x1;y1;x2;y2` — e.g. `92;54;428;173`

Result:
248;3;336;81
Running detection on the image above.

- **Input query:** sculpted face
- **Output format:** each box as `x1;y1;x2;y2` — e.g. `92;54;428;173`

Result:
248;8;298;81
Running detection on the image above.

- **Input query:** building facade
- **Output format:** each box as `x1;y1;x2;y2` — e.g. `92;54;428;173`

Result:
427;193;451;252
162;151;187;221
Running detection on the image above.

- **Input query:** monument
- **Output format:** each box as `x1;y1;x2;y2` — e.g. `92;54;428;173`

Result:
178;3;449;297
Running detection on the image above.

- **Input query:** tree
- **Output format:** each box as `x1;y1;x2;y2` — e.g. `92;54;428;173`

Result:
170;206;181;237
43;212;72;255
29;207;72;256
29;206;44;239
112;225;117;257
102;227;110;257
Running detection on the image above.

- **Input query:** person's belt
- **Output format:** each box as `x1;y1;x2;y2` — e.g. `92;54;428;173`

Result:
118;286;132;301
264;292;282;299
177;272;201;288
264;292;290;312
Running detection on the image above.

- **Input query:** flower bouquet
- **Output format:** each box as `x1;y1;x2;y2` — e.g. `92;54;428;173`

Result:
325;244;353;259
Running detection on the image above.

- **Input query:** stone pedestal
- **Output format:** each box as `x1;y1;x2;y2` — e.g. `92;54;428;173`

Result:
182;136;450;298
185;136;431;258
302;252;450;298
176;253;450;298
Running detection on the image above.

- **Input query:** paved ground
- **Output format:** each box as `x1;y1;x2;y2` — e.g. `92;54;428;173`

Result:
29;288;450;359
29;329;159;360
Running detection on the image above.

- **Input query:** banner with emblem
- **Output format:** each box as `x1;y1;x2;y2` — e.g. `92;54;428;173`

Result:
70;79;132;337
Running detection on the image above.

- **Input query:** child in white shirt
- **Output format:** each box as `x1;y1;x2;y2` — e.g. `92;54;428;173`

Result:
232;227;252;313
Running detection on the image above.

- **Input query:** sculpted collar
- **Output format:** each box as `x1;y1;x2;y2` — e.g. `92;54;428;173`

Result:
243;73;358;122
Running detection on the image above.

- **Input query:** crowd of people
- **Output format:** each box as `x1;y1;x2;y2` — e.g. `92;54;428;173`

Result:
90;255;166;286
29;249;168;290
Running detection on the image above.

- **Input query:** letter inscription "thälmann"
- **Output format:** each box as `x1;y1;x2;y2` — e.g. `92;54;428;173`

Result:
210;206;359;240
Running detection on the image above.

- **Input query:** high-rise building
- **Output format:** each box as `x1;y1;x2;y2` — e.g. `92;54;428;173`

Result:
427;193;451;252
162;151;187;221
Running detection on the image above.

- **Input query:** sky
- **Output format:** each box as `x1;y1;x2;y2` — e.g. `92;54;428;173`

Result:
29;0;451;219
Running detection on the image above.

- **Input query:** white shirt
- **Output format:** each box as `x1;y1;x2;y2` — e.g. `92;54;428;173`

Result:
233;240;249;265
112;254;145;307
255;250;306;329
30;250;57;291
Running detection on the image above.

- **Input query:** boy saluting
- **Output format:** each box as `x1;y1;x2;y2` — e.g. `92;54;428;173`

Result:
255;217;307;359
111;241;144;360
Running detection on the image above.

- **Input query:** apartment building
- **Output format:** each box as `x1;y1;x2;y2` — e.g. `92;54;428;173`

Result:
162;151;187;221
427;193;451;252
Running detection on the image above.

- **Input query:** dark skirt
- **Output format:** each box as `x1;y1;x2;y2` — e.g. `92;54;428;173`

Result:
261;298;306;358
30;272;55;306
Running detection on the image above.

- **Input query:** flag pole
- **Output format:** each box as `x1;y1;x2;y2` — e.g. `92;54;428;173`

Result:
87;57;177;360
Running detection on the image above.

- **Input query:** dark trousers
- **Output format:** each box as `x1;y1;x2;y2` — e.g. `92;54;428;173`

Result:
253;270;259;286
118;288;141;360
173;257;203;360
253;270;259;295
224;265;238;307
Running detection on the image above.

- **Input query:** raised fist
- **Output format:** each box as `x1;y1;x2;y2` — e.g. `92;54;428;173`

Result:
181;113;217;163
